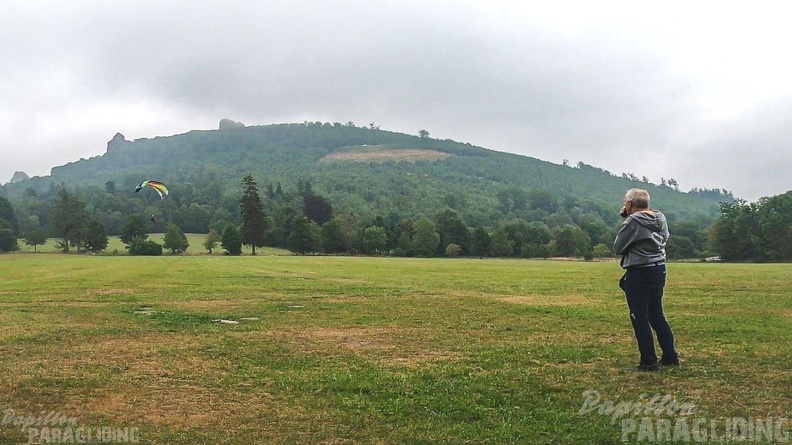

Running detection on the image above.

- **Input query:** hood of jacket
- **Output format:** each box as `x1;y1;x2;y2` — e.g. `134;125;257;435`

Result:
630;210;668;233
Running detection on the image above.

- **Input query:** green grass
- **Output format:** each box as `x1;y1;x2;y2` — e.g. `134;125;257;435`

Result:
0;255;789;444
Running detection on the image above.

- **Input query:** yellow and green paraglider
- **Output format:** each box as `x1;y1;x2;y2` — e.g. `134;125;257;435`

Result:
134;180;169;199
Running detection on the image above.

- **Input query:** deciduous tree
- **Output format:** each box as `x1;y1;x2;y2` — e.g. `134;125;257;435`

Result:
287;216;319;254
50;188;89;252
119;214;148;247
24;227;49;253
204;229;221;254
412;218;439;257
163;223;189;254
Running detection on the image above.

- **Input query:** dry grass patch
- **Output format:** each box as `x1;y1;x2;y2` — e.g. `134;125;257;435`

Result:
14;333;271;429
296;327;464;367
162;299;250;312
84;383;267;428
93;288;135;296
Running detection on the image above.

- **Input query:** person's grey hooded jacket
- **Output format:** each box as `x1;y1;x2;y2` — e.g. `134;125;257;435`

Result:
613;210;669;269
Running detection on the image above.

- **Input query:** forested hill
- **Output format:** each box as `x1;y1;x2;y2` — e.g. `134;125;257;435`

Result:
2;122;728;229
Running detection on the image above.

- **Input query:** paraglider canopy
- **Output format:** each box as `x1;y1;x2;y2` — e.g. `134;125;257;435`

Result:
135;180;168;199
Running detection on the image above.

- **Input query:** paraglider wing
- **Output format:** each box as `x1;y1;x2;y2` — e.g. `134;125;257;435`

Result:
135;180;169;199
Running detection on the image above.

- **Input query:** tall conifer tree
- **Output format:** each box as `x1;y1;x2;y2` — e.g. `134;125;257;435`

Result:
240;174;268;255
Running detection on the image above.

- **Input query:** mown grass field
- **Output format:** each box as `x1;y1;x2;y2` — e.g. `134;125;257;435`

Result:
0;254;789;444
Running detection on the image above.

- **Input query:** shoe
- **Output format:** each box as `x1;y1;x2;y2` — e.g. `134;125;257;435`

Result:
660;356;680;366
635;363;660;372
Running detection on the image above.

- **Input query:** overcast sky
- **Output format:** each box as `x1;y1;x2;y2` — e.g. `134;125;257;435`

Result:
2;1;790;201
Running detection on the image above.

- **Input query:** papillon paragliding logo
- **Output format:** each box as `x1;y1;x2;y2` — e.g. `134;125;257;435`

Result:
134;180;169;199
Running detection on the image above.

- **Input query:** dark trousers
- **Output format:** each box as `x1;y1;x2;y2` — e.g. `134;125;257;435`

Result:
619;265;677;366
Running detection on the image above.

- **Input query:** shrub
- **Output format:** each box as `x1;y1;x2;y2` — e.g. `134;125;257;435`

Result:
445;243;461;257
0;228;19;252
128;240;163;256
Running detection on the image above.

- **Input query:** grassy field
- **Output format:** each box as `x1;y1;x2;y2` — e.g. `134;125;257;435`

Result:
0;254;789;444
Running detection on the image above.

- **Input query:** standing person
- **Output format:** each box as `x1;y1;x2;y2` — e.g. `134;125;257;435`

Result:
614;188;679;371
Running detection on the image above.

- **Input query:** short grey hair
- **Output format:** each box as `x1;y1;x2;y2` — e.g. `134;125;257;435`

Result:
625;188;650;209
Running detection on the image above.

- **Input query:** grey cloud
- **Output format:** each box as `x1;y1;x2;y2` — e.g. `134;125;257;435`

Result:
1;1;789;201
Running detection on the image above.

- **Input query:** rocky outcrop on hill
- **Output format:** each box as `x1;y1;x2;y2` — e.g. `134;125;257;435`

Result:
106;133;130;153
9;171;29;183
219;119;245;130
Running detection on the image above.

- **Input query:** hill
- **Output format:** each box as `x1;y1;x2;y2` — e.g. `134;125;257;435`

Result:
2;122;727;222
0;121;735;257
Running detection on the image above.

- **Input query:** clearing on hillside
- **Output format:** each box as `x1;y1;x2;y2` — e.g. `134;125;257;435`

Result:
320;145;454;163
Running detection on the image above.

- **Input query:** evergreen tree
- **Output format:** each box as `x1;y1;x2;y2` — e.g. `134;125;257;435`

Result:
265;183;276;199
297;179;313;196
240;174;268;255
221;224;243;255
163;223;189;254
84;220;109;253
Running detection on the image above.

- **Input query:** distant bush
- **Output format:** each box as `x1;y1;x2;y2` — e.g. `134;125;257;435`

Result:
128;240;163;256
445;243;461;257
592;244;611;259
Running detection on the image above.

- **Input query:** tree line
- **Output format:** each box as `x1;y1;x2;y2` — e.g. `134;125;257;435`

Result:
2;174;755;260
709;192;792;262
